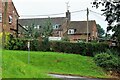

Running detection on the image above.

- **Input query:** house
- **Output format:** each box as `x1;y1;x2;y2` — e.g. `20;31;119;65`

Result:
0;0;19;37
0;0;2;33
67;20;98;42
18;10;98;42
18;10;71;38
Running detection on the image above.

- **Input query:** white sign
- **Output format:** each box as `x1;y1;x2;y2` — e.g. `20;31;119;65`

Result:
49;37;61;41
27;41;30;48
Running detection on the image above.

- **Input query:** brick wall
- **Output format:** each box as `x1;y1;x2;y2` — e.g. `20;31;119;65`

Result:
0;0;2;33
1;0;19;36
90;21;98;40
68;34;87;42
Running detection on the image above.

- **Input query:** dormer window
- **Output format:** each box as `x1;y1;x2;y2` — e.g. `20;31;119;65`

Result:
9;15;12;23
68;29;75;34
53;24;61;29
0;13;2;22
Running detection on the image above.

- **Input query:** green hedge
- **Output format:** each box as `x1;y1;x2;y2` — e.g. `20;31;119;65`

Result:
30;39;50;51
6;38;109;56
50;41;109;56
5;38;50;51
5;38;27;50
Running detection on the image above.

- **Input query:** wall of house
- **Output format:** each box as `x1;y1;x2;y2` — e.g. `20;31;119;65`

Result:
2;1;19;36
68;34;87;42
90;21;98;40
52;30;62;37
0;0;2;33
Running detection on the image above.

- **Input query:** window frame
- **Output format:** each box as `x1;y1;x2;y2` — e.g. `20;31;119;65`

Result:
9;15;13;24
68;29;75;34
0;13;2;22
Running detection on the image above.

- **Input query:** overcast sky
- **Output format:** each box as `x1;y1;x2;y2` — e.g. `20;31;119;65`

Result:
12;0;109;32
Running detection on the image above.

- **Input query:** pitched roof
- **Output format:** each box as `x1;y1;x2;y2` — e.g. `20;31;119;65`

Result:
68;20;96;34
12;2;19;17
18;17;66;27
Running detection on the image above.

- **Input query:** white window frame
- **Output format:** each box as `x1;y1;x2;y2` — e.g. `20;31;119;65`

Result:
9;15;13;23
68;29;75;34
53;24;60;29
0;13;2;22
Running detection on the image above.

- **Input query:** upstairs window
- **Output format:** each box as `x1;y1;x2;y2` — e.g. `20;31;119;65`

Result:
68;29;75;34
9;15;13;23
53;24;61;29
0;13;2;22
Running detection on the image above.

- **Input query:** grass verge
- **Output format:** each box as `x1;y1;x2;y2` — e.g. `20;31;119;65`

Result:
2;50;111;78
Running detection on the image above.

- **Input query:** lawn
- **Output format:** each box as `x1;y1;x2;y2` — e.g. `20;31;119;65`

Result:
2;50;110;78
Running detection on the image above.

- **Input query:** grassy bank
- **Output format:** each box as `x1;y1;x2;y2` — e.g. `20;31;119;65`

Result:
2;50;110;78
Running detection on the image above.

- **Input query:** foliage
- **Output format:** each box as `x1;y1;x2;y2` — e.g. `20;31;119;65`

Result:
0;32;11;49
3;50;109;78
92;0;120;47
30;39;50;51
5;38;27;50
96;24;105;37
5;38;50;51
61;36;70;41
5;38;111;56
50;41;109;56
25;24;41;39
42;17;53;38
24;17;53;41
94;52;120;73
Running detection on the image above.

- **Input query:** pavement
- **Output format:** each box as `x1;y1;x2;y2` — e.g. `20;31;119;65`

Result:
48;74;106;80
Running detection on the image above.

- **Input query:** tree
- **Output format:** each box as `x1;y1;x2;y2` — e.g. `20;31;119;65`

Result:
41;17;53;44
25;23;43;39
42;17;53;38
92;0;120;46
25;17;53;40
96;24;105;37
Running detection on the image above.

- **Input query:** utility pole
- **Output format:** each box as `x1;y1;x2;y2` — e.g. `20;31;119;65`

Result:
66;1;70;11
2;1;8;49
86;8;89;42
64;2;70;37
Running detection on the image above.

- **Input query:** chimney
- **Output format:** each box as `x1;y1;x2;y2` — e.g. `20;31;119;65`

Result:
66;10;71;21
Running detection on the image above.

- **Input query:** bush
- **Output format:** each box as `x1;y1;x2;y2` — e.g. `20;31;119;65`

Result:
5;38;110;56
5;38;50;51
30;39;50;51
94;53;120;72
5;38;27;50
50;41;109;56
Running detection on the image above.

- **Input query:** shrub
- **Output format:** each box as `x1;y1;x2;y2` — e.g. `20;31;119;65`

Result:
94;53;120;72
5;38;27;50
50;41;109;56
30;39;50;51
5;38;50;51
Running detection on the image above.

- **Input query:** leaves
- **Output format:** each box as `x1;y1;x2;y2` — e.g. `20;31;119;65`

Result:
96;24;105;37
92;0;120;44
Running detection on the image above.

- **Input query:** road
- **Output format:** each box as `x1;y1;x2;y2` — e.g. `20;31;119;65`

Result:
49;74;106;80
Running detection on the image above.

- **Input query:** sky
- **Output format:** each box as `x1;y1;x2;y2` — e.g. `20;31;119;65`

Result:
12;0;109;33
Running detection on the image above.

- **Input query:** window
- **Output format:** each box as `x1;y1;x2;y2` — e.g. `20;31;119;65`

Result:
9;15;12;23
37;25;40;29
68;29;75;34
53;24;61;29
92;31;94;37
0;13;2;22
